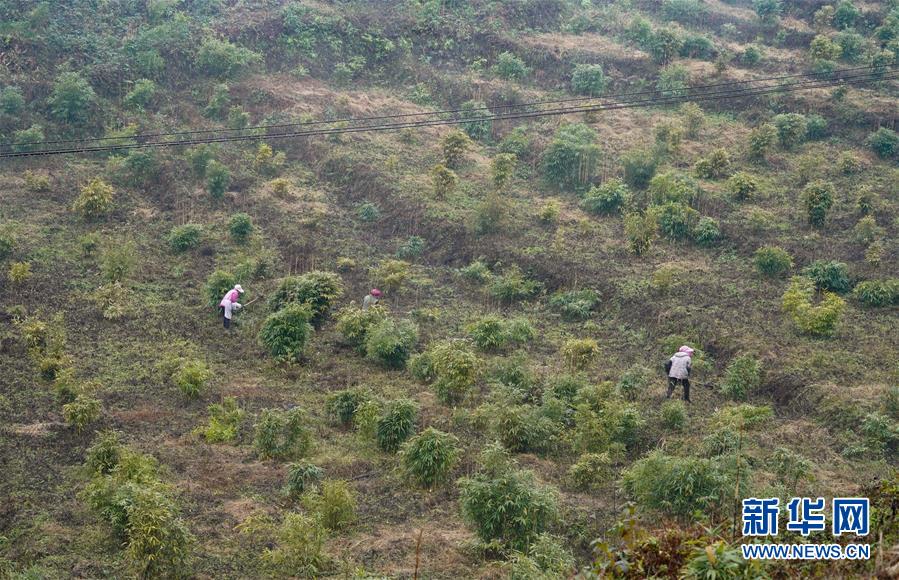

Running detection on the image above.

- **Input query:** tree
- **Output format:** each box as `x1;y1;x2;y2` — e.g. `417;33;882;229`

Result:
581;179;630;214
460;100;492;140
649;29;683;64
0;86;25;115
753;0;783;24
571;64;607;96
431;164;457;199
773;113;807;149
441;130;471;168
268;272;344;325
206;160;230;199
401;428;460;488
866;127;899;159
124;79;156;111
73;178;115;220
491;153;516;191
492;51;530;81
48;72;96;124
195;37;262;78
541;123;600;193
656;65;690;98
258;304;314;362
781;276;846;337
802;180;834;227
748;123;777;160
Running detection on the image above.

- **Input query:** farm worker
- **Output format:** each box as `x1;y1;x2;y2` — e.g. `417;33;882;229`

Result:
665;345;694;403
362;288;382;310
219;284;244;329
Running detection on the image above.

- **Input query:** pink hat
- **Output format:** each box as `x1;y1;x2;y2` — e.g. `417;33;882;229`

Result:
678;345;695;356
370;288;382;297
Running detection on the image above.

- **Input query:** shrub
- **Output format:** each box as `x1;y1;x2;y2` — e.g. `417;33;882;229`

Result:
203;270;237;307
356;201;381;222
853;280;899;307
259;513;328;576
541;123;600;193
85;430;122;475
253;407;313;461
693;148;731;179
460;99;492;140
268;272;343;325
809;35;842;61
802;260;851;294
0;230;13;260
400;427;461;488
648;171;700;205
370;259;410;294
693;217;721;247
660;400;687;431
801;180;835;227
622;149;658;190
773;113;807;149
781;276;846;337
754;246;792;277
568;452;612;491
680;102;705;138
124;79;156;111
173;359;211;399
728;172;759;201
8;262;31;283
853;216;883;246
302;480;356;530
538;200;560;224
720;355;762;401
326;389;368;427
467;315;507;350
549;289;600;320
713;404;774;429
624;211;658;255
867;127;899;159
491;153;517;191
663;0;705;23
581;179;630;215
167;224;203;252
458;446;560;550
572;397;645;455
742;45;763;66
561;338;600;371
748;123;777;160
228;213;254;243
656;202;699;241
656;64;690;98
205;160;231;199
616;365;653;401
196;37;262;78
48;72;96;123
258;304;314;362
73;178;114;220
12;124;45;153
683;542;761;579
441;130;471;168
100;241;137;283
621;451;731;518
365;318;418;369
769;447;814;489
488;266;543;303
507;533;575;577
63;394;102;432
197;397;244;443
284;461;323;498
571;64;607;96
805;114;828;140
754;0;783;23
649;28;683;64
0;85;24;114
833;0;859;29
428;340;480;404
493;51;530;81
861;413;898;456
376;398;417;452
335;305;388;351
430;164;457;198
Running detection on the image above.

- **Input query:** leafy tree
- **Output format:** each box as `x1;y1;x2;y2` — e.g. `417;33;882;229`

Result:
197;397;244;443
268;271;343;325
656;64;689;97
203;270;237;307
801;180;835;227
561;338;600;371
541;123;600;192
12;125;45;153
692;216;721;247
63;394;102;432
376;398;417;452
441;130;471;168
581;179;630;215
48;72;96;124
649;28;683;64
656;202;699;240
728;172;759;201
196;37;262;78
753;0;783;24
624;211;658;255
663;0;705;23
335;305;388;351
809;35;842;61
491;153;516;191
866;127;899;159
365;318;418;369
73;178;114;220
748;123;777;160
284;461;323;498
400;427;460;488
203;83;231;119
258;304;314;362
833;0;859;29
205;160;231;199
492;51;530;81
301;479;356;530
693;148;731;179
427;340;480;404
853;280;899;307
773;113;807;149
571;64;607;96
754;246;793;277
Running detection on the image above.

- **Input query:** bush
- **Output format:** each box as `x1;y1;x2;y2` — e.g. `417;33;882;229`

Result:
258;304;314;362
692;217;721;247
867;127;899;159
541;123;600;193
683;542;761;579
458;446;560;550
561;338;600;371
622;149;659;190
205;160;231;199
326;388;368;427
335;305;388;351
460;99;492;140
720;355;762;401
853;280;899;307
782;276;846;337
467;315;507;350
48;72;96;124
400;427;461;488
549;289;600;320
63;394;102;432
203;270;237;307
493;51;530;81
656;64;689;97
802;180;835;227
616;365;653;401
581;179;630;215
428;340;480;404
853;216;883;246
656;202;699;241
507;533;575;578
491;153;517;191
167;224;203;252
284;461;323;498
805;114;828;140
649;28;683;65
370;259;411;294
693;149;731;179
663;0;705;23
197;397;244;443
124;79;156;111
0;85;24;114
196;37;261;78
571;64;607;96
621;451;731;518
173;359;211;399
572;396;645;455
228;213;254;243
748;123;777;160
809;35;842;61
742;45;763;66
728;172;759;201
356;201;381;222
376;398;417;452
365;318;418;369
430;164;457;198
488;266;543;303
754;0;783;23
268;272;343;325
624;211;658;256
802;260;851;294
253;407;314;461
8;262;31;283
85;430;122;475
0;230;13;260
101;241;137;283
568;452;612;491
302;480;356;530
441;130;471;169
833;0;860;29
713;404;774;430
12;125;44;153
258;513;328;576
773;113;807;149
660;400;687;431
754;246;792;277
73;178;114;220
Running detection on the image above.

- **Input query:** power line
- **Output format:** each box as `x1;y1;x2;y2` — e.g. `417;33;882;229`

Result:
3;69;894;158
4;64;893;151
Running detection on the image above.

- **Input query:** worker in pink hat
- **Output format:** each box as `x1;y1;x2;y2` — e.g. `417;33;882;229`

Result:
219;284;244;329
665;345;694;402
362;288;382;310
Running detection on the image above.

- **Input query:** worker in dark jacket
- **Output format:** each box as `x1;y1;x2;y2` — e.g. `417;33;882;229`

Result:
665;345;694;403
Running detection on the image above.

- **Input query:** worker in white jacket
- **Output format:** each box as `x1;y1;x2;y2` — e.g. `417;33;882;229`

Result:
665;345;694;403
219;284;244;329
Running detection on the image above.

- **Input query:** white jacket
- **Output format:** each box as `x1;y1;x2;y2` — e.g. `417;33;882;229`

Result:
668;352;692;379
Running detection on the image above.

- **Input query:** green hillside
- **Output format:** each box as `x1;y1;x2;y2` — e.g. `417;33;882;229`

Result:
0;0;897;577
